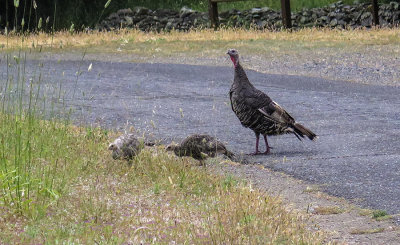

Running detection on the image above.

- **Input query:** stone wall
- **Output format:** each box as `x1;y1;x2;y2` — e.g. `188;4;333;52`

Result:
97;1;400;31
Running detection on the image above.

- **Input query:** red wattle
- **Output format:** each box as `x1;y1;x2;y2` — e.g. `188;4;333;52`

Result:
230;56;237;67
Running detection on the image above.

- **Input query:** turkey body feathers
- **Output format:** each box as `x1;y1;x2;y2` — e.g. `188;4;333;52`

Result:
170;134;234;161
230;64;291;136
109;134;142;160
229;59;316;141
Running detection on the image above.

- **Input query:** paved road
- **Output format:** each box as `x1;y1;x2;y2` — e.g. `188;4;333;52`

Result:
3;59;400;217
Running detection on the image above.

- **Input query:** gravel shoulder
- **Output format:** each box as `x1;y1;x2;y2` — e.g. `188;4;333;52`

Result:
34;42;400;87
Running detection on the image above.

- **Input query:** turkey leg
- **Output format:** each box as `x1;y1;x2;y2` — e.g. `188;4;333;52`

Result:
248;132;261;155
263;135;273;154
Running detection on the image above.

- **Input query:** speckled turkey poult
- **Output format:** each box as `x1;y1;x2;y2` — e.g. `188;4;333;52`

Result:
166;134;235;164
108;134;143;161
227;49;316;155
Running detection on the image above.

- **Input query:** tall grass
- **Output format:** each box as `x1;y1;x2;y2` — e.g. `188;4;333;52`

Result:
0;33;106;219
2;60;50;216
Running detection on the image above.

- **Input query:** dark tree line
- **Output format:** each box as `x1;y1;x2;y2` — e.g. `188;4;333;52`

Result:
0;0;119;31
0;0;210;31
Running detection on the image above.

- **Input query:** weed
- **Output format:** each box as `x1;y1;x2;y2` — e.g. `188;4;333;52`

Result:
153;182;160;195
350;227;385;235
373;209;388;218
372;210;392;221
222;174;238;190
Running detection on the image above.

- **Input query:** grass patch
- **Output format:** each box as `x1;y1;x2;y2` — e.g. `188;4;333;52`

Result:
359;208;373;216
0;122;324;243
350;227;385;235
0;112;108;215
372;210;392;221
313;206;344;215
375;215;392;221
2;28;400;54
373;209;388;218
359;209;392;221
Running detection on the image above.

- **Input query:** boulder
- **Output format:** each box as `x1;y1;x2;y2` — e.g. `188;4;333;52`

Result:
117;8;133;16
134;7;151;16
180;6;195;18
330;18;338;27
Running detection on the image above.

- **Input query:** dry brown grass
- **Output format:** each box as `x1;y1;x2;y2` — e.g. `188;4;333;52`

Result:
2;27;400;51
359;208;374;216
313;206;344;215
350;227;385;235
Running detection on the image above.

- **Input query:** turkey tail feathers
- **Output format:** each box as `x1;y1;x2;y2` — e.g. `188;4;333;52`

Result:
293;123;317;141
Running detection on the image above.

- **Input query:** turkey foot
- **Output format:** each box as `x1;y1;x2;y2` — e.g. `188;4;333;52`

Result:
262;147;273;154
263;147;272;155
247;151;261;156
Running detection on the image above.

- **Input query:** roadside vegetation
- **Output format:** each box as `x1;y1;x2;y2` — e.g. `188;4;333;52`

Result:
0;29;326;243
0;130;323;243
0;102;322;243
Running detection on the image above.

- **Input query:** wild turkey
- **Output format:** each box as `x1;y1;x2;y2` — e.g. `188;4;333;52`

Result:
227;49;316;155
166;134;235;165
108;134;144;161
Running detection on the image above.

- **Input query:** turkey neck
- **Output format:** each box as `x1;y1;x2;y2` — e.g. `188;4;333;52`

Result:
232;62;254;90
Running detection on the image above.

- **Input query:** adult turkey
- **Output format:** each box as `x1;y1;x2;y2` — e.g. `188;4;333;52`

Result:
166;134;235;165
227;49;316;155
